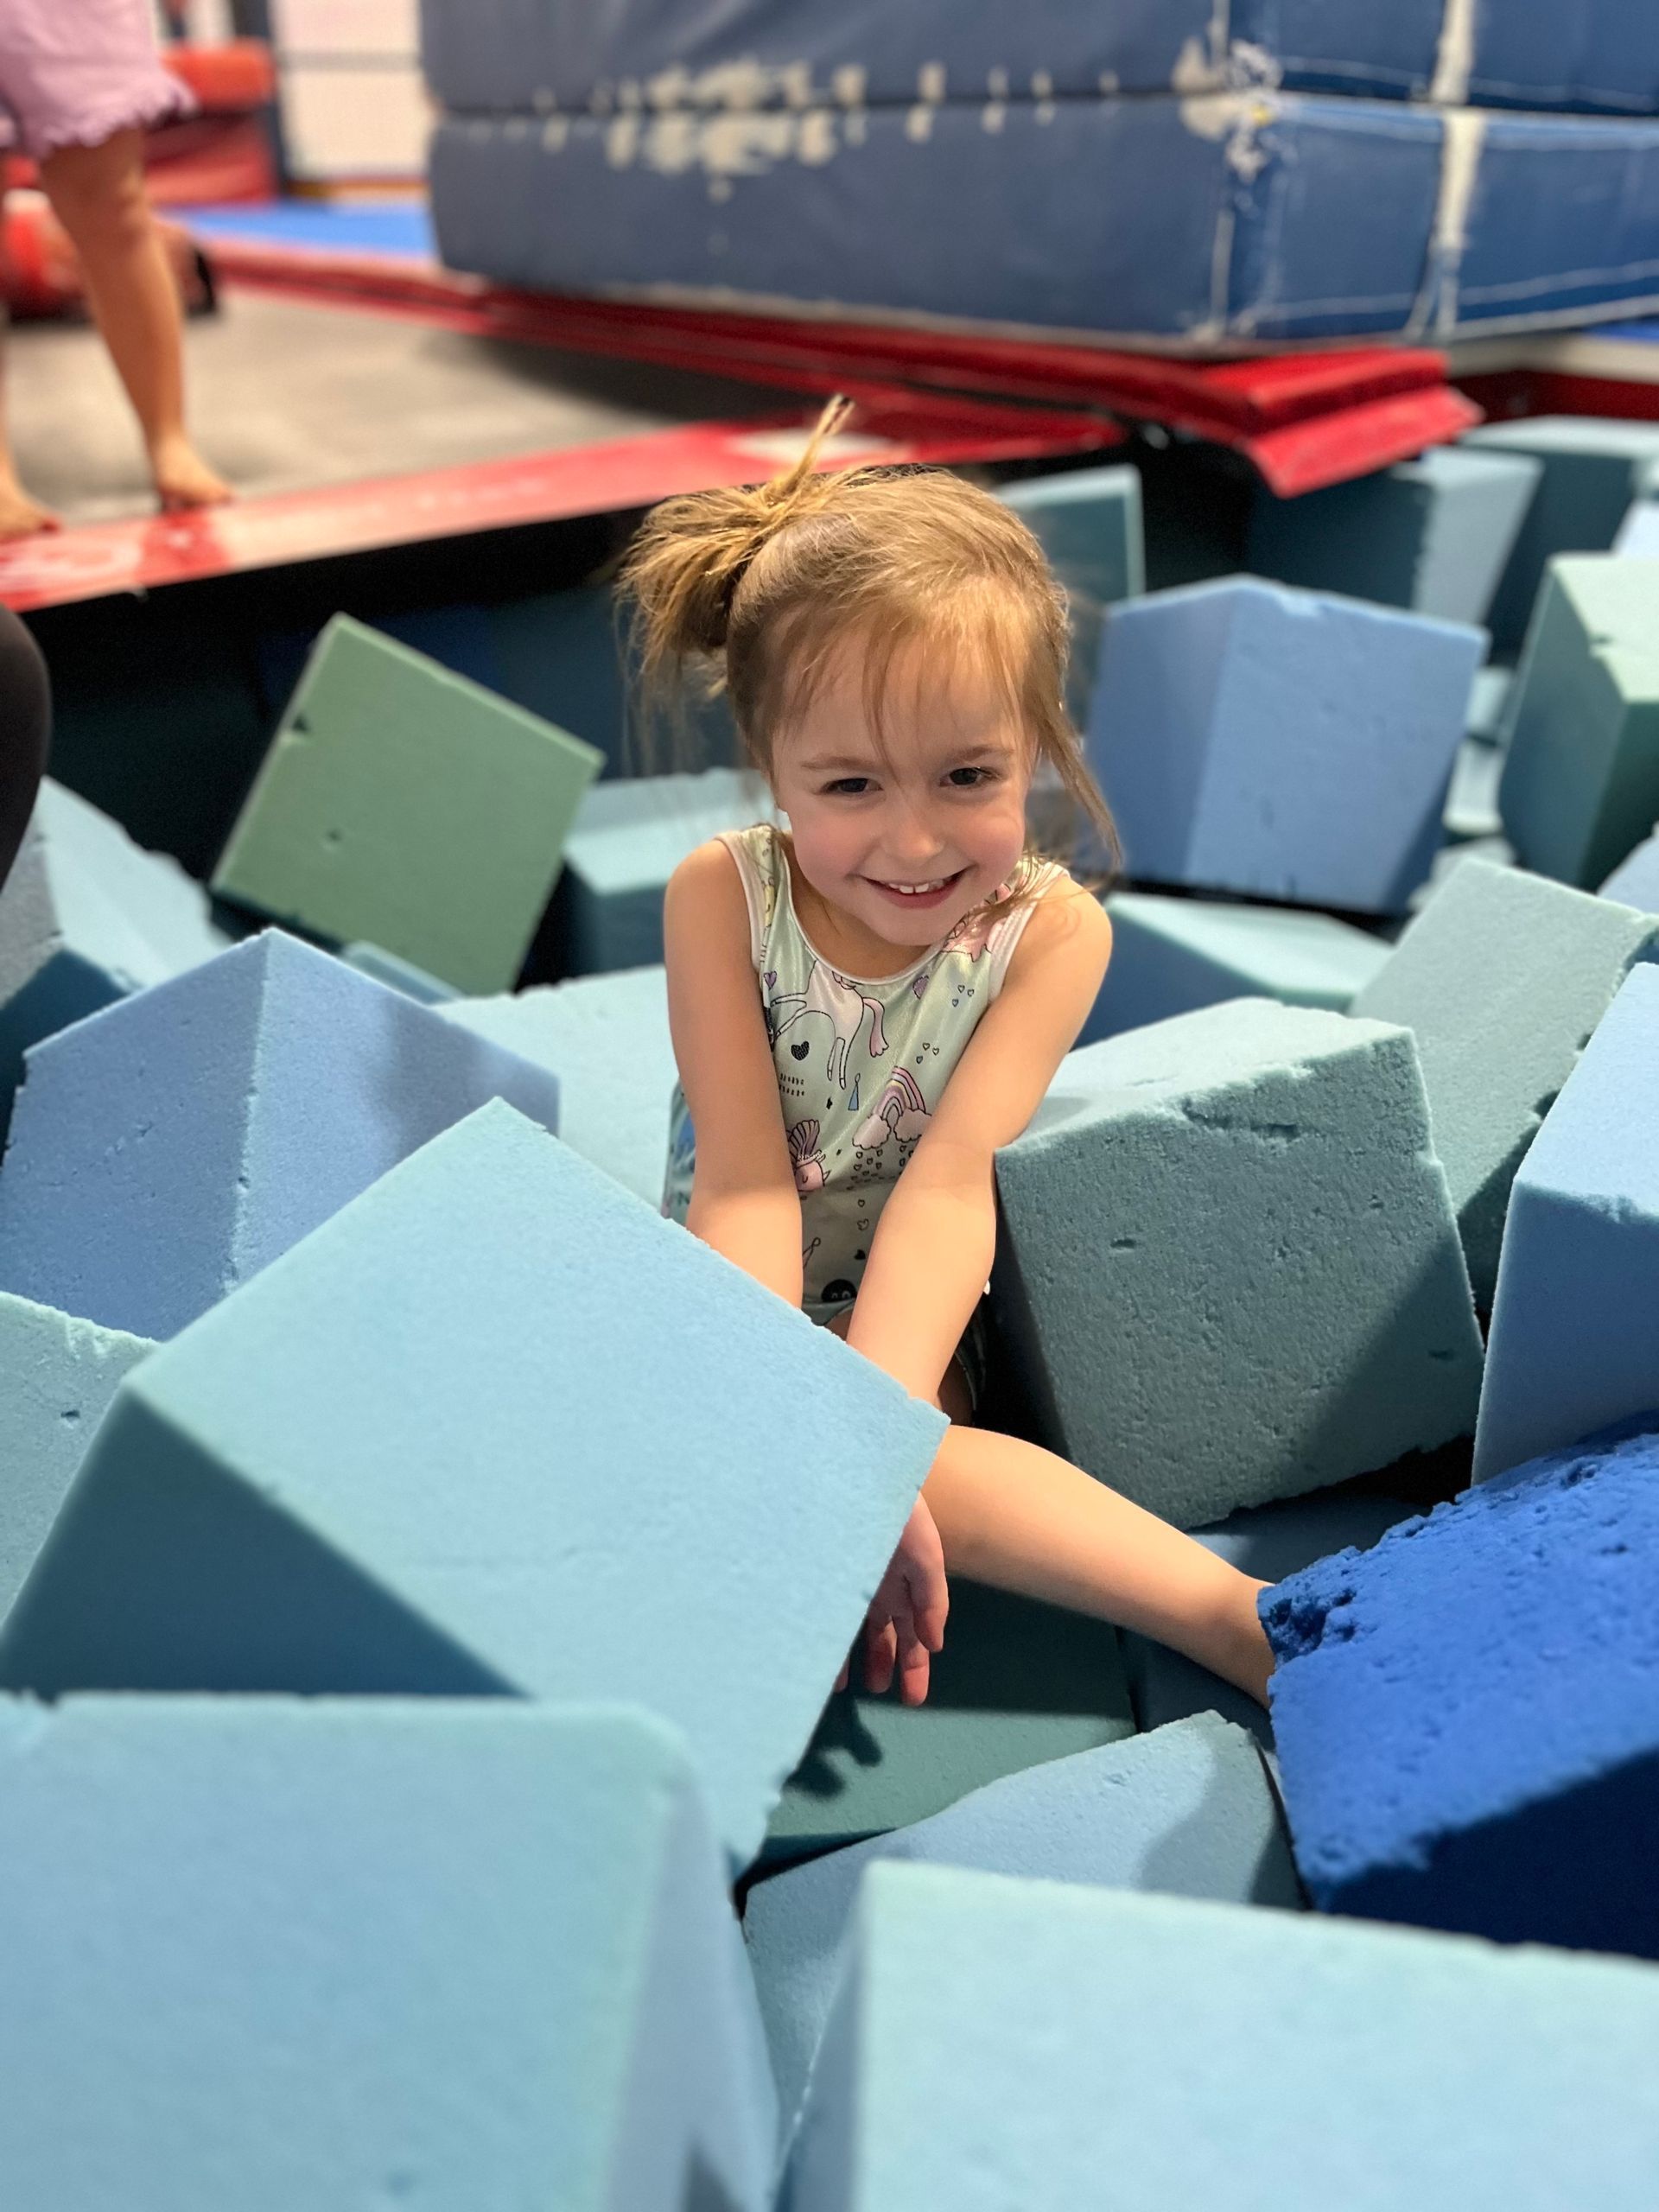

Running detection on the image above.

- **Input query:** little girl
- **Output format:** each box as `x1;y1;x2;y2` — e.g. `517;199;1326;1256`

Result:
626;403;1275;1711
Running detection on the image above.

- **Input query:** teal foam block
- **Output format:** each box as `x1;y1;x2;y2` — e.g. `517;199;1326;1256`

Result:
757;1580;1134;1874
1407;831;1515;914
440;965;675;1208
1475;965;1659;1481
992;999;1481;1529
1498;556;1659;888
1465;416;1659;650
1616;499;1659;556
1442;737;1503;842
0;1293;153;1624
747;1714;1295;2144
0;1699;775;2209
1465;663;1513;744
0;931;563;1342
341;942;459;1004
1248;446;1541;626
781;1868;1659;2212
0;1103;944;1866
1083;891;1387;1044
1118;1490;1410;1743
1600;829;1659;907
553;769;768;976
998;464;1144;711
1352;857;1659;1308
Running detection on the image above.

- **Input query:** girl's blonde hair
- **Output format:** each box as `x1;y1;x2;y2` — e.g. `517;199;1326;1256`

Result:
618;398;1120;895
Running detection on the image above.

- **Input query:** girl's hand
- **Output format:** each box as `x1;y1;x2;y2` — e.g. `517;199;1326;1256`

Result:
835;1495;950;1706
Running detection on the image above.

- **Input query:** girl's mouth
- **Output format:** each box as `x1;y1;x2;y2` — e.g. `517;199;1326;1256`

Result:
867;870;966;910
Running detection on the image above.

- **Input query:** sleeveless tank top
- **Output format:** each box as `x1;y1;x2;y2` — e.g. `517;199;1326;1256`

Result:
662;823;1067;1324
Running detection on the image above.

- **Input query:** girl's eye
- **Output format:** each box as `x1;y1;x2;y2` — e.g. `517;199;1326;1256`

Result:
946;766;995;788
824;777;873;797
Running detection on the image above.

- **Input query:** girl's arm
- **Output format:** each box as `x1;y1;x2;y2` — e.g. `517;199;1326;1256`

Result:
845;887;1113;1401
663;841;804;1307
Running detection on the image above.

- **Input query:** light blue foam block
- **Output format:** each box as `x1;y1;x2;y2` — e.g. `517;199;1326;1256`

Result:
1442;735;1503;842
1248;445;1541;626
440;964;675;1208
1600;827;1659;908
1465;663;1513;744
341;941;459;1004
1475;963;1659;1480
0;931;563;1342
0;1698;776;2210
998;463;1143;709
1087;577;1484;914
747;1713;1297;2142
1082;891;1387;1044
0;1292;153;1624
0;1102;944;1866
1615;499;1659;557
1264;1418;1659;1957
991;998;1482;1528
781;1866;1659;2211
555;769;768;976
1352;857;1659;1308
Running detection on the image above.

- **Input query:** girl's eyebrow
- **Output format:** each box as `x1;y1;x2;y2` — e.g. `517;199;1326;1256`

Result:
798;741;1011;774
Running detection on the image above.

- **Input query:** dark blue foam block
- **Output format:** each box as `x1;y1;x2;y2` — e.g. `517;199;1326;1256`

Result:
0;931;561;1341
1262;1418;1659;1958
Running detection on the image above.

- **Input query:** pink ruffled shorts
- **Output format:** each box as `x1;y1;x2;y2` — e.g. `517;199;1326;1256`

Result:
0;0;194;163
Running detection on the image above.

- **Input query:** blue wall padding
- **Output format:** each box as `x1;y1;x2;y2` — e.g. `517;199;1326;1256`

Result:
0;1292;153;1624
991;999;1482;1528
1249;447;1541;627
1498;556;1659;889
0;1697;776;2209
781;1865;1659;2209
1351;857;1659;1309
441;965;676;1207
0;931;563;1342
1263;1417;1659;1957
1600;830;1659;907
1084;893;1387;1045
1087;578;1483;913
1118;1490;1410;1744
1465;419;1659;650
1475;965;1659;1481
556;770;766;976
0;1103;944;1867
747;1713;1298;2139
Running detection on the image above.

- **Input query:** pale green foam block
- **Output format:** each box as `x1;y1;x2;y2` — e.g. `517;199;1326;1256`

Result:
0;1699;776;2210
1499;557;1659;889
781;1868;1659;2211
554;769;766;976
991;999;1482;1529
212;615;603;995
1355;858;1659;1307
440;965;675;1206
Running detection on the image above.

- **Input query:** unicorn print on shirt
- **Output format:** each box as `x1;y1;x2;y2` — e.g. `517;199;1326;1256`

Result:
771;961;891;1093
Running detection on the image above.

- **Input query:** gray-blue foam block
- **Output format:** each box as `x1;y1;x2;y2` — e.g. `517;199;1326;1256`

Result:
1248;446;1541;626
440;964;675;1208
1475;963;1659;1481
556;768;767;976
1600;828;1659;907
1263;1418;1659;1957
747;1713;1297;2141
0;1698;775;2209
991;999;1482;1528
0;930;563;1341
781;1866;1659;2212
998;463;1143;709
0;1292;153;1624
0;1102;944;1866
1352;857;1659;1308
1087;577;1484;914
1118;1490;1410;1745
1082;891;1386;1044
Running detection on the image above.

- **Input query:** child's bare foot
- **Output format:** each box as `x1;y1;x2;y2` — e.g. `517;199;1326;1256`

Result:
0;477;60;541
149;435;232;513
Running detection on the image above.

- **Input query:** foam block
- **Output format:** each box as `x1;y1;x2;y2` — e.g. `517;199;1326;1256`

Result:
758;1579;1134;1873
1264;1418;1659;1955
1442;735;1504;842
0;1698;775;2209
1083;892;1387;1044
441;964;676;1208
0;1292;153;1623
1475;965;1659;1480
553;769;766;976
1407;831;1516;912
1351;858;1659;1308
1600;828;1659;907
998;464;1143;709
783;1866;1659;2210
0;931;563;1341
1465;416;1659;649
748;1713;1295;2139
1118;1490;1411;1743
1087;578;1484;913
991;999;1482;1528
0;1103;944;1866
1465;662;1513;744
213;615;604;994
1248;446;1541;626
1615;499;1659;556
341;941;458;1003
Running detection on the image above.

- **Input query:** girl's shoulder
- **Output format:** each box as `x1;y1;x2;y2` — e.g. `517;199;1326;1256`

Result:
705;820;785;971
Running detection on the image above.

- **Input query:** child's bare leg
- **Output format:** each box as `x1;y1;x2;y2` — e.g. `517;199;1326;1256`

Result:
0;188;60;540
38;129;229;512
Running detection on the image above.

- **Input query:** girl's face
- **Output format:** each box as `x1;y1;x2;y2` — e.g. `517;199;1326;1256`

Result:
768;633;1034;960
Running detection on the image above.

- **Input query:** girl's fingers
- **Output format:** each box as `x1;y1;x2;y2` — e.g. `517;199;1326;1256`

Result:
897;1630;932;1707
863;1614;899;1697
